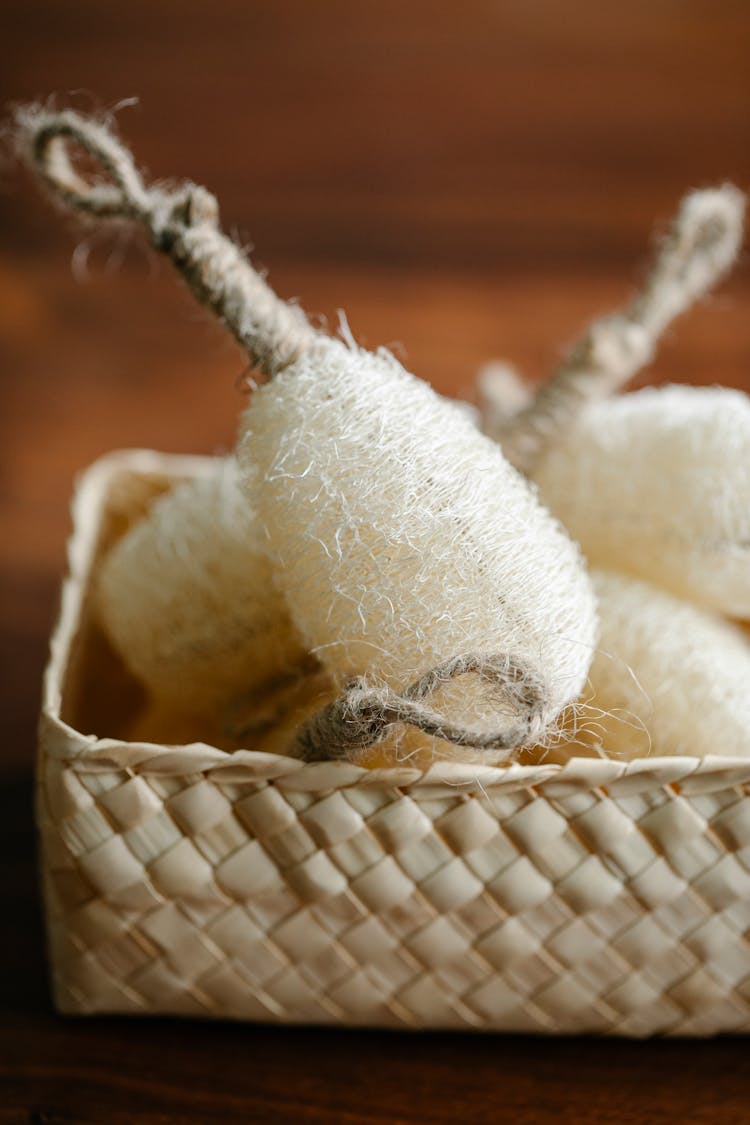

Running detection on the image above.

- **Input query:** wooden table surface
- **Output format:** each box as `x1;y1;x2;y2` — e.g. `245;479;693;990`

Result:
3;3;750;1121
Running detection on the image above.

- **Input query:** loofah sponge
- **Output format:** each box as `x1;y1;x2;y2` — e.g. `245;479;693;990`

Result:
545;570;750;762
20;105;600;760
96;457;308;714
531;386;750;618
240;336;599;752
93;385;524;739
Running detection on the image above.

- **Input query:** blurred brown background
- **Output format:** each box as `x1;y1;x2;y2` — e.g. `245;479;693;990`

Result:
2;3;750;1121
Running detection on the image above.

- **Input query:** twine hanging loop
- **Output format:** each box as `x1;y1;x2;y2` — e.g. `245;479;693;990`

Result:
498;185;745;475
295;652;548;762
16;105;318;377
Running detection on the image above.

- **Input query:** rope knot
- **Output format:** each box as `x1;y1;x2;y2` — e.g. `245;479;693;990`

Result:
149;183;221;252
164;183;219;232
340;680;393;740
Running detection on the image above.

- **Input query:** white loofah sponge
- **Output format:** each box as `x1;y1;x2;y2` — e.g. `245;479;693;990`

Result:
240;337;599;748
571;570;750;760
19;105;599;759
97;458;308;713
532;385;750;617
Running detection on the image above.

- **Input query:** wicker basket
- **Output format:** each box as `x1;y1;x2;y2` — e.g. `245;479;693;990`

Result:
37;449;750;1036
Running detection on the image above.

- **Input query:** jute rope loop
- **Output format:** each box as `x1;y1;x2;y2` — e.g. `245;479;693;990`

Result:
498;185;745;475
16;105;319;377
295;653;548;762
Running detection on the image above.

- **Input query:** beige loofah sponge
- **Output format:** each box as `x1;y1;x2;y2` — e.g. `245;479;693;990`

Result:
19;104;598;761
544;570;750;762
240;335;599;755
532;385;750;618
96;457;308;714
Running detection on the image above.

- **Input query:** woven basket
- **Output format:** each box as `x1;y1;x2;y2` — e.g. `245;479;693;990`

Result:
37;449;750;1036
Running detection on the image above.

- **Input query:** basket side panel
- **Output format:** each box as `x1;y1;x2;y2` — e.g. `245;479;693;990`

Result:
39;758;750;1035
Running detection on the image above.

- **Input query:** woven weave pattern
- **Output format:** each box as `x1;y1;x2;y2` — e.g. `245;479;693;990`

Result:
38;752;750;1035
37;452;750;1036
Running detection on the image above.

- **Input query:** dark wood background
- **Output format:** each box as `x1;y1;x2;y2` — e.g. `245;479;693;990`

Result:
2;2;750;1121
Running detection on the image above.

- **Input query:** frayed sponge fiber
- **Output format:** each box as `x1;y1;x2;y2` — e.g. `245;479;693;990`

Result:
532;385;750;617
96;457;308;714
240;337;599;744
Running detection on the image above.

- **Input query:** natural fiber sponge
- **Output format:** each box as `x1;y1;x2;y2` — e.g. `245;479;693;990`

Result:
239;338;598;739
533;385;750;617
96;457;307;713
575;570;750;760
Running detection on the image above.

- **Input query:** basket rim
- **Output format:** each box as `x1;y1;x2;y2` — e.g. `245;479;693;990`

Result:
39;447;750;797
